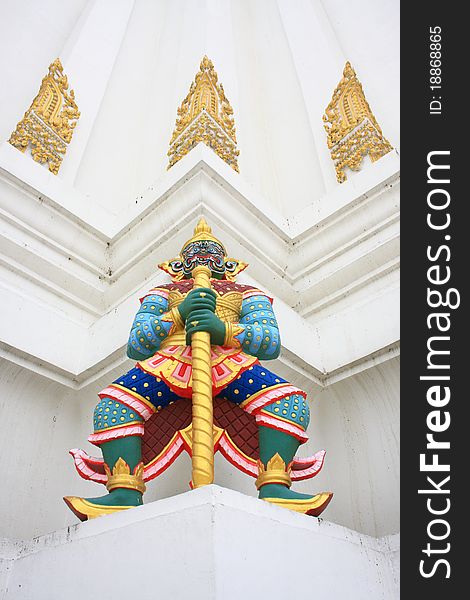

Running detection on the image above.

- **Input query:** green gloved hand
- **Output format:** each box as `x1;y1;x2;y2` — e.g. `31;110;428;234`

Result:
185;309;226;345
177;288;216;322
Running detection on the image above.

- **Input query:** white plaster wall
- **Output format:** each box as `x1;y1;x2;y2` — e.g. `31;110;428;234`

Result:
320;0;400;151
0;0;398;216
0;352;398;540
71;0;171;209
73;0;327;214
0;0;88;144
238;355;401;538
304;357;400;537
74;0;398;214
0;356;191;540
0;357;93;540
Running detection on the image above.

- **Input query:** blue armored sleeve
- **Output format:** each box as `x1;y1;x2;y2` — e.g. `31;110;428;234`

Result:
127;291;174;360
236;293;281;360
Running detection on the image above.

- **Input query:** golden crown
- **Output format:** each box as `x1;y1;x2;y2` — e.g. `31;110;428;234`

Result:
181;217;227;256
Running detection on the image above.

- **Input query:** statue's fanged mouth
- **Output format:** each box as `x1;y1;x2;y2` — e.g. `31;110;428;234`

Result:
182;240;226;275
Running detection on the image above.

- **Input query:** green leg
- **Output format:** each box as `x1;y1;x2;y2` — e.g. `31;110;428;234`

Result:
258;426;314;501
102;436;142;472
258;425;299;464
85;436;143;508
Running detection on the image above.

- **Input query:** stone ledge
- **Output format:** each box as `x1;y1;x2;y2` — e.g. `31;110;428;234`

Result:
1;485;399;599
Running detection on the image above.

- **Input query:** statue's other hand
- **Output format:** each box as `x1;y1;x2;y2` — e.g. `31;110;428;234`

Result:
177;288;216;322
185;308;226;346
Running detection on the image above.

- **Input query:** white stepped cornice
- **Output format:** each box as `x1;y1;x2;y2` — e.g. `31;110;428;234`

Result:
0;142;400;387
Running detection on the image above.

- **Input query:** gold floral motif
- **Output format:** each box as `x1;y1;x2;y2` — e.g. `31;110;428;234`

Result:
256;453;292;490
168;56;239;172
179;422;224;451
323;62;392;183
9;58;80;175
223;322;245;347
104;457;146;494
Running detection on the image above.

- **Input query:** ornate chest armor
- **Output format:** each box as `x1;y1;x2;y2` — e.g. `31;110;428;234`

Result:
161;288;243;349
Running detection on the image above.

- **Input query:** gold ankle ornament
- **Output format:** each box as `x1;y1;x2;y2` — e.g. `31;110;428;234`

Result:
104;458;146;494
256;453;292;490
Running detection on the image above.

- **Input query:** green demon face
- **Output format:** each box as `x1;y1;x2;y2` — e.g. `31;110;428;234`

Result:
181;239;226;278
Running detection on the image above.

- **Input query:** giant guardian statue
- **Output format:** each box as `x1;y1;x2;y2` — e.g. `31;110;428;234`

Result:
64;218;332;520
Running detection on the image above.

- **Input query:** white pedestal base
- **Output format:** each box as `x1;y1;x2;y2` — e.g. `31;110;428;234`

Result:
1;486;399;599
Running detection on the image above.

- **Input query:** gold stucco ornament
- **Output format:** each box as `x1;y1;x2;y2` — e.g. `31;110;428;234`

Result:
167;56;239;172
9;58;80;175
104;458;146;494
323;61;392;183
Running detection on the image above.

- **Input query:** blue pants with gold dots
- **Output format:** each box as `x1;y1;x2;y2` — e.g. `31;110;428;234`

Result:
89;362;310;446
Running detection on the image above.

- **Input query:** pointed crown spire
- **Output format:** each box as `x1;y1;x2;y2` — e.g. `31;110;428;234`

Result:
181;217;227;255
